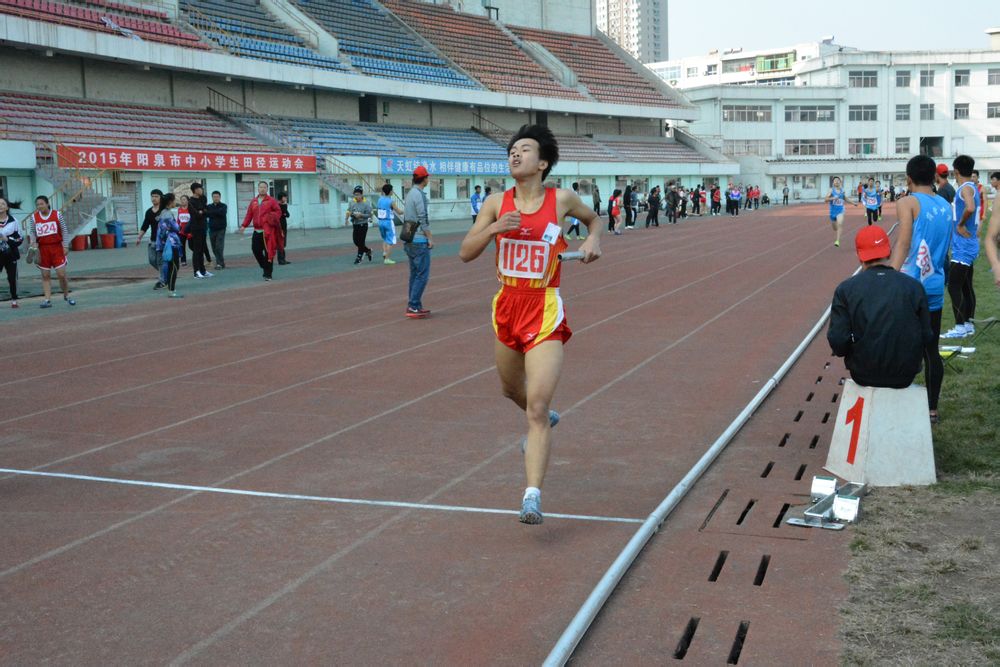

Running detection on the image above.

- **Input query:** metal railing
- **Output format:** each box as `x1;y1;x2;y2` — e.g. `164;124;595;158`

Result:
35;144;115;237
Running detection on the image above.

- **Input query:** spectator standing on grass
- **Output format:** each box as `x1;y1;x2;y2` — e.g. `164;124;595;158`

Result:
941;155;981;341
206;190;228;270
277;192;290;265
829;225;932;389
403;166;433;318
984;172;1000;288
471;184;484;225
0;197;23;308
136;188;163;289
971;170;985;225
889;155;953;424
156;192;182;298
934;164;955;203
187;183;212;279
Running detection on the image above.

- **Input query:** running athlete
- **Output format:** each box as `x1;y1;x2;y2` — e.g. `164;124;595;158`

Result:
875;180;884;221
376;183;404;264
824;177;859;247
862;178;880;225
27;195;75;308
459;125;601;525
889;155;952;424
941;155;981;340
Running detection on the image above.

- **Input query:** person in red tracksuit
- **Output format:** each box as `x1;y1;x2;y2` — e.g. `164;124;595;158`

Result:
240;181;283;281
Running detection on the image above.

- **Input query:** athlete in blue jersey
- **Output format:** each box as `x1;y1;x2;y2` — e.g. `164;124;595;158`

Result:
942;155;982;339
824;176;859;247
376;183;405;265
875;180;884;221
862;177;880;225
890;155;953;424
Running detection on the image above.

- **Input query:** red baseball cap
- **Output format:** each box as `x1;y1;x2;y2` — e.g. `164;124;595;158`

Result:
855;225;891;262
413;165;429;178
936;163;949;177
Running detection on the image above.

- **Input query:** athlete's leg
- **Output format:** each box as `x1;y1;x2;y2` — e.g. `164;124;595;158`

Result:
55;266;69;297
924;310;943;418
40;267;52;300
965;265;976;321
948;262;968;326
834;214;844;246
522;340;563;489
495;338;527;410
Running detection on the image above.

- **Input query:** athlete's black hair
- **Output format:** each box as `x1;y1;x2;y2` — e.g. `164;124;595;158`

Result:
190;182;203;192
971;170;979;178
507;124;558;180
906;155;936;186
161;192;176;208
211;190;221;196
150;188;163;197
382;183;393;195
280;192;288;200
0;196;23;210
571;182;578;191
991;172;1000;181
953;155;975;178
35;195;50;206
258;181;269;188
474;184;481;189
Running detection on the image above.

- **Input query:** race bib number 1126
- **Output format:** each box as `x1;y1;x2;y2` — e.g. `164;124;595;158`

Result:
499;238;549;280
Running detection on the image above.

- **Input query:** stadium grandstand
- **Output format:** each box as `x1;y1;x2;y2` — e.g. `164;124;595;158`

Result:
0;0;736;237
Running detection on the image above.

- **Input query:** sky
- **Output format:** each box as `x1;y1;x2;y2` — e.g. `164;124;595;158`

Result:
667;0;999;61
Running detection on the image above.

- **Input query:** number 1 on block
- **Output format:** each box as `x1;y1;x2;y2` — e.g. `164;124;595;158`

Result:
845;396;864;465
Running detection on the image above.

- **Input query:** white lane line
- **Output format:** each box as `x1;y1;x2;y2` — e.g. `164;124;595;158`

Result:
0;468;643;525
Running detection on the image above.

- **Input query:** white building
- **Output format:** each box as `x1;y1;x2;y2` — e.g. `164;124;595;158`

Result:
596;0;668;63
648;30;1000;200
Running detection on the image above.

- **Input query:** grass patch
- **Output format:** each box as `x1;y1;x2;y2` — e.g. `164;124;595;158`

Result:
934;602;1000;644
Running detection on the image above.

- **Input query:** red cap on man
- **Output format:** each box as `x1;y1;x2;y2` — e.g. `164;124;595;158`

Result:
936;163;949;177
413;165;429;179
855;225;891;262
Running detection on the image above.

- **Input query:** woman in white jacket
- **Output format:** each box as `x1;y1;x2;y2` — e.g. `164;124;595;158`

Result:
0;197;24;308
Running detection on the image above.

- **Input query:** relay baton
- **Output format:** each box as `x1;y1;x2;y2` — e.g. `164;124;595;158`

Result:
558;251;585;261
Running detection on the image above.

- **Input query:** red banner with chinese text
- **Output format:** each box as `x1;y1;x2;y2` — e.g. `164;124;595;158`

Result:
56;144;317;173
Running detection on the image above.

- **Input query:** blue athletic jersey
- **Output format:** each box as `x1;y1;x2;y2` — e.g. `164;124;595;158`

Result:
900;192;952;311
951;182;981;265
376;196;394;226
829;188;845;218
863;187;879;210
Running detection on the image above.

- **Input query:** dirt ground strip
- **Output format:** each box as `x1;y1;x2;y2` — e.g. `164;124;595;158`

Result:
1;205;871;664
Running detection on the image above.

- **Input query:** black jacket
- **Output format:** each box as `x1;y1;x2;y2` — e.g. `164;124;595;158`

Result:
140;206;160;243
187;195;209;234
828;265;934;388
206;202;228;232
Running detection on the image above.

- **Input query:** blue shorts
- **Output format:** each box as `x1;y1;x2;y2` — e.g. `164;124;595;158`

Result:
378;221;397;245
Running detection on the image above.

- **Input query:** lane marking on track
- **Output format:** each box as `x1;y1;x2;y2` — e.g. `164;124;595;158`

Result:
0;469;644;524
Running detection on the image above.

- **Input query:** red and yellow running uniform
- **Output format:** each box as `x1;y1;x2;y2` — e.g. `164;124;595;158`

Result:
492;187;572;353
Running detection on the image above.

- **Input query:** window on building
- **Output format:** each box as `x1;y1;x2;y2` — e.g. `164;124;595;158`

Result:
784;139;836;156
319;186;329;204
721;104;772;122
895;138;910;154
456;178;470;200
485;177;506;193
756;52;795;73
722;139;772;156
896;70;911;87
896;104;911;121
954;103;970;120
990;69;1000;85
848;70;877;87
848;105;878;121
706;64;718;76
848;138;877;156
722;58;755;74
954;69;970;87
784;105;835;122
988;103;1000;119
802;175;817;189
429;178;444;200
919;69;935;87
920;103;935;120
919;136;944;157
773;176;787;190
988;135;1000;143
660;65;681;80
686;66;698;77
273;178;291;202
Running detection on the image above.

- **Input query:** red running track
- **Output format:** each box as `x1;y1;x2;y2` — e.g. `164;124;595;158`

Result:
0;204;868;663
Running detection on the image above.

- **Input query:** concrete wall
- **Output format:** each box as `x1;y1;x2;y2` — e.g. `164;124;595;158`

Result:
0;50;84;97
315;91;359;121
84;60;173;106
429;103;475;129
381;98;431;126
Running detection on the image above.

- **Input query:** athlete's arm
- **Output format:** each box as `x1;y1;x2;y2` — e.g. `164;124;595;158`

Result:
955;186;975;238
889;197;916;271
824;190;833;203
557;189;602;264
984;192;1000;287
458;195;520;262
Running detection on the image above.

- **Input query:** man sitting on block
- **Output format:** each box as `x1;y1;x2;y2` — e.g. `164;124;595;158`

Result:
828;226;934;388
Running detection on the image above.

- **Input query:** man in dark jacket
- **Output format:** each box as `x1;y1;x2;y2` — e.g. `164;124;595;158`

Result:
206;190;228;270
828;226;933;388
187;182;212;278
277;192;290;265
136;188;163;289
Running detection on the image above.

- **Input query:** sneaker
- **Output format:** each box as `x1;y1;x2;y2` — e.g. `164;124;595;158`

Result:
194;272;206;279
64;297;76;306
834;240;840;247
264;276;273;282
354;256;362;265
278;260;290;265
964;323;975;336
214;265;223;270
154;281;164;290
39;300;52;309
366;249;373;262
202;271;214;278
521;410;561;453
519;493;543;525
941;326;968;339
417;308;431;315
405;307;427;319
10;300;18;308
168;292;184;298
383;258;396;265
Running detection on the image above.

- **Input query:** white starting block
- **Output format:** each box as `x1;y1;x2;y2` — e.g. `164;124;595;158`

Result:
824;379;935;487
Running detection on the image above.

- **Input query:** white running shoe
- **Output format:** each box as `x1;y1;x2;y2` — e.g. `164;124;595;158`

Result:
964;323;975;336
194;272;206;279
202;271;214;278
940;326;968;339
